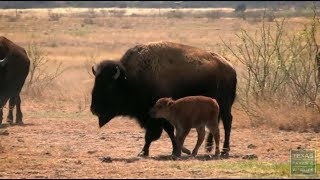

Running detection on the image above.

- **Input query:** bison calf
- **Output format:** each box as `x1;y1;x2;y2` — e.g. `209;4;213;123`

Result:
149;96;220;157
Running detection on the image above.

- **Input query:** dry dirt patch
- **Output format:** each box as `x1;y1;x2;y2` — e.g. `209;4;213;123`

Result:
0;107;319;178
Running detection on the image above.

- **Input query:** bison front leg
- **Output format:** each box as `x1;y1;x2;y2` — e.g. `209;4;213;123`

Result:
138;119;163;157
0;107;3;125
0;96;9;125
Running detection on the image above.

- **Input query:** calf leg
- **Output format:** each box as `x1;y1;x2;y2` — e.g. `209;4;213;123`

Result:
15;95;23;125
212;127;220;156
163;119;191;156
0;106;2;125
206;133;213;152
7;97;15;125
175;128;190;157
192;126;205;156
206;117;221;152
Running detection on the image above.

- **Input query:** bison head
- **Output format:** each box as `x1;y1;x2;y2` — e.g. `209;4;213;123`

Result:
90;60;129;127
0;42;8;67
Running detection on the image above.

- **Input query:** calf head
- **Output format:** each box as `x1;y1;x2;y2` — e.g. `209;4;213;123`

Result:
149;97;174;119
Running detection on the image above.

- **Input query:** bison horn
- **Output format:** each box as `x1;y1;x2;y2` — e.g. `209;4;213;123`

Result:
0;57;7;67
113;66;121;80
92;65;97;76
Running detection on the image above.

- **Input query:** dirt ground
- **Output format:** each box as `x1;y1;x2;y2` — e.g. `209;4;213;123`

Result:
0;101;319;178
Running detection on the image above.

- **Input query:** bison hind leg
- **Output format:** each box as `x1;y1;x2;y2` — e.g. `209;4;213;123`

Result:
0;96;9;125
6;97;15;125
220;109;233;158
14;95;23;125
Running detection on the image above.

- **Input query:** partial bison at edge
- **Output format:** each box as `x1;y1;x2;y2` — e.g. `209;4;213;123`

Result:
0;36;30;125
90;41;237;157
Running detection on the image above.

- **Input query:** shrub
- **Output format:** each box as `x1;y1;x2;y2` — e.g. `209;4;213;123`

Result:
25;41;65;97
222;6;320;131
165;10;184;19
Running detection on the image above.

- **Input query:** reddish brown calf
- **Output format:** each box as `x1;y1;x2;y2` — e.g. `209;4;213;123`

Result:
150;96;220;157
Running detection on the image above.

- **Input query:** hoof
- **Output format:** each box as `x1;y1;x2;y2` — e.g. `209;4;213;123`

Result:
206;145;213;153
191;150;198;157
220;151;229;158
170;155;180;160
172;150;182;158
213;153;220;159
16;121;24;125
138;151;149;157
182;147;191;155
7;119;13;125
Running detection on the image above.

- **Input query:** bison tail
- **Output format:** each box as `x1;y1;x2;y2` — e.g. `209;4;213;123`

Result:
230;75;237;106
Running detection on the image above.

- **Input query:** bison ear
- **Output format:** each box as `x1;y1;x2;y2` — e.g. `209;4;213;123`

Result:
92;65;97;76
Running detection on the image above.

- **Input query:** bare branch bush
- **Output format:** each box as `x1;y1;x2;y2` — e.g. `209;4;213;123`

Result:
222;5;320;131
48;9;62;21
75;51;100;112
84;51;100;79
25;41;66;97
77;90;91;113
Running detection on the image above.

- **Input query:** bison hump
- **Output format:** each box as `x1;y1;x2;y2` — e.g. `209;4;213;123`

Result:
120;41;233;95
121;41;220;76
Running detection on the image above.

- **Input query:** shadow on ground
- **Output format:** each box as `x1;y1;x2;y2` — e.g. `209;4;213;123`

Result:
0;122;36;128
100;153;244;163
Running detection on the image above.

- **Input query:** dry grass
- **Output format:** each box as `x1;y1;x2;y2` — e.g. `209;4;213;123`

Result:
0;8;319;178
235;101;320;133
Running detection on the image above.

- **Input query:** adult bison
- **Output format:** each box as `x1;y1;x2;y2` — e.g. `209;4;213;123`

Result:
0;36;30;125
90;41;237;157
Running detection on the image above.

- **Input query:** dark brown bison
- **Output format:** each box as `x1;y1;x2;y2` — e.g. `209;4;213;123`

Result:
90;41;237;157
0;36;30;125
149;96;220;157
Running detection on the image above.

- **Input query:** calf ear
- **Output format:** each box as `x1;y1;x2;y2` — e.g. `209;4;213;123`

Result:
167;101;173;106
92;65;97;76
